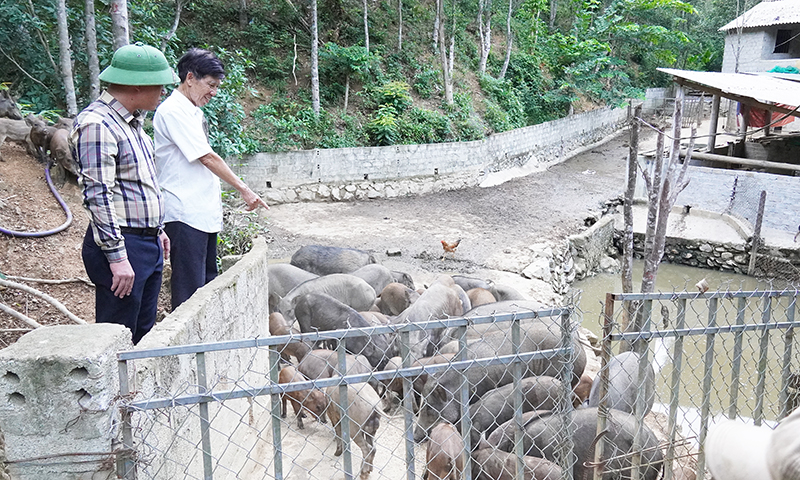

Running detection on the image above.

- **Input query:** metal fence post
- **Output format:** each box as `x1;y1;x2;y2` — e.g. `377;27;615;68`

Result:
594;294;615;480
457;322;473;480
631;300;653;480
665;298;687;480
511;316;523;480
268;346;284;480
336;340;354;480
728;297;747;419
696;297;718;477
754;295;772;425
780;295;797;419
558;308;575;480
117;359;136;480
196;352;214;479
400;330;416;480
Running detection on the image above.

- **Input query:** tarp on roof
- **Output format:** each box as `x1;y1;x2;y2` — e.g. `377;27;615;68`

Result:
658;68;800;110
719;0;800;31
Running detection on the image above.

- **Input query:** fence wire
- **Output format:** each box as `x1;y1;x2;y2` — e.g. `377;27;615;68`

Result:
117;307;584;480
593;286;799;480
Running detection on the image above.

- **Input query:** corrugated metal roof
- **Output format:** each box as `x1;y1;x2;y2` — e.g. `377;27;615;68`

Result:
657;68;800;108
719;0;800;31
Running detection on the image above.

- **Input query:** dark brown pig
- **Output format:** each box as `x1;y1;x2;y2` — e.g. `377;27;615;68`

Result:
423;422;465;480
269;312;312;363
466;288;496;308
278;365;328;429
376;282;419;316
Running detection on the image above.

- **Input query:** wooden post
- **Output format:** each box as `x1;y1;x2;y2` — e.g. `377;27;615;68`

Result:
747;190;767;276
707;95;720;153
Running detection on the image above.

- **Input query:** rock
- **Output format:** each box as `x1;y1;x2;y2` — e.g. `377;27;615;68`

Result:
522;257;552;282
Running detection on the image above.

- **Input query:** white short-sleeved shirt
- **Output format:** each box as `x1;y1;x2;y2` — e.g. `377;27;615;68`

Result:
153;90;222;233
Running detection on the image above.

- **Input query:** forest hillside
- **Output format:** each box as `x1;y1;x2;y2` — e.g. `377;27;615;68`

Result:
1;0;745;155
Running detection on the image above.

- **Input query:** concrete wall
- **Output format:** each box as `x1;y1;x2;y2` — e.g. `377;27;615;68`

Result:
722;26;800;73
234;106;629;204
635;161;800;233
0;238;271;480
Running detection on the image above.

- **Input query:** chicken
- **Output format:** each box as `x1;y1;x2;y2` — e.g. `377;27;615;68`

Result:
440;239;461;259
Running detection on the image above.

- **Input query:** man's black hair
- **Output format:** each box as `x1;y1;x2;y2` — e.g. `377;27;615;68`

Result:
176;48;225;83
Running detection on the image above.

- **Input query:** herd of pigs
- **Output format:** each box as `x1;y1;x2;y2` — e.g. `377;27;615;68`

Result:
269;245;662;480
0;91;76;177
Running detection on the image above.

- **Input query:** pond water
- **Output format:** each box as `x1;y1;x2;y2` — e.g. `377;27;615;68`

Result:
569;261;798;434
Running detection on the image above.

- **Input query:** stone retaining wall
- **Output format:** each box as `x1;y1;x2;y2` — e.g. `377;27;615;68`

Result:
234;106;629;204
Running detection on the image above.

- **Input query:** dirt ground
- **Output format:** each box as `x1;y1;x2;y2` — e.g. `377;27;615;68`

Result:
263;131;633;282
0;129;635;349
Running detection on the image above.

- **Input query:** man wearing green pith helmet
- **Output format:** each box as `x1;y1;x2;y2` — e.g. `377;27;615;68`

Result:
69;42;177;345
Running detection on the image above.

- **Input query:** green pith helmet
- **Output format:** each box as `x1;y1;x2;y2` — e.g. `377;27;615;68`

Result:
99;42;178;86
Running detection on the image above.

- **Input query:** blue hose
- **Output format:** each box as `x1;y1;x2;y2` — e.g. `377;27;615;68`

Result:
0;163;73;237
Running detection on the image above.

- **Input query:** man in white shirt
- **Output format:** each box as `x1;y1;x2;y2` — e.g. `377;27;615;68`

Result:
154;48;268;311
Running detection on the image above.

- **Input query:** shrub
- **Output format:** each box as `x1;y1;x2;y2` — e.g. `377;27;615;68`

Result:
366;104;399;146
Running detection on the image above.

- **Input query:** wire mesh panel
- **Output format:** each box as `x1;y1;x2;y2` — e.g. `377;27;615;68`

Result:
594;287;800;480
117;308;585;480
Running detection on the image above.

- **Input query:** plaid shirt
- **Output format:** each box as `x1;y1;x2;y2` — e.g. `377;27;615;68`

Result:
70;91;164;263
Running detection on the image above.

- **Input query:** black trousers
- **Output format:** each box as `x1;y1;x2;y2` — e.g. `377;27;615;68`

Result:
82;225;163;345
164;221;218;312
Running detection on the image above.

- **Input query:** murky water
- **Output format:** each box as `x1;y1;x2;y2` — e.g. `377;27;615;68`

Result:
570;261;798;433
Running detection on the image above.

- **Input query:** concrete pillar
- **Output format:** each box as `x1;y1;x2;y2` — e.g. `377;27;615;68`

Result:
0;324;131;480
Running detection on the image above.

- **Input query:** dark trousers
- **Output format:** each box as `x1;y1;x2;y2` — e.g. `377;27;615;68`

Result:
164;221;218;312
82;225;163;345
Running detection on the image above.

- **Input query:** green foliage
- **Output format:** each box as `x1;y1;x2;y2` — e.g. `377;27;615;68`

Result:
412;68;441;99
0;0;728;152
396;107;452;144
202;49;256;158
478;75;525;130
249;97;363;151
366;104;400;146
368;81;413;113
216;207;269;266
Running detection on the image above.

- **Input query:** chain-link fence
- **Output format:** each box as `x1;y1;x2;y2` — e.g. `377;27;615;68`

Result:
594;286;800;480
117;306;588;480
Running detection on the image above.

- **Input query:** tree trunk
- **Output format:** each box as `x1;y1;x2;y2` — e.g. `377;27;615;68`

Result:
549;0;555;29
498;0;512;79
344;74;350;111
620;104;641;295
109;0;129;50
56;0;77;116
311;0;320;116
161;0;185;51
433;0;440;52
85;0;100;101
438;0;453;105
448;32;455;75
478;0;492;75
397;0;403;51
239;0;248;29
364;0;370;52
